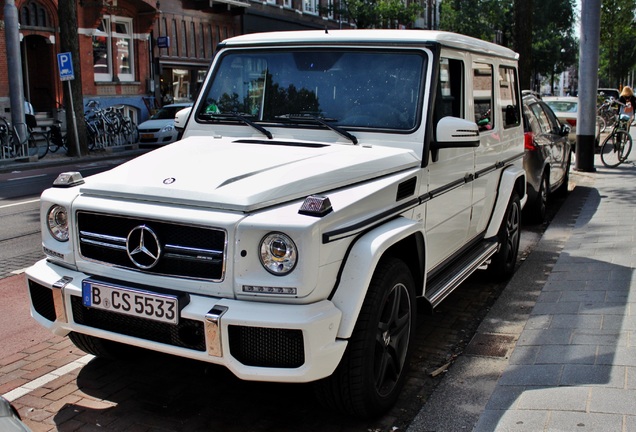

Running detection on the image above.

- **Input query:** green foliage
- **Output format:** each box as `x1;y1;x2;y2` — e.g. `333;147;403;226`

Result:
336;0;423;29
599;0;636;88
440;0;578;90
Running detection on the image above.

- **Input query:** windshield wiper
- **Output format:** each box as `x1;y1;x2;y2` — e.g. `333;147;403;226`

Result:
200;112;273;139
276;113;358;145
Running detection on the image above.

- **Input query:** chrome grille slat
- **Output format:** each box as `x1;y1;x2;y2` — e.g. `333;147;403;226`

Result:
77;211;226;281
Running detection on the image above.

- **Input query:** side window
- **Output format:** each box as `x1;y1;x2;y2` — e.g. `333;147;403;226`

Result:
499;66;521;129
473;63;494;131
435;58;464;122
530;103;552;134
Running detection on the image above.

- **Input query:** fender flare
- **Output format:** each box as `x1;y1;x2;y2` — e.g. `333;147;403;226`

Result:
331;216;424;339
485;165;527;238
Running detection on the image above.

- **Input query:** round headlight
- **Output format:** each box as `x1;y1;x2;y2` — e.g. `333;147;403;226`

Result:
259;232;297;275
47;205;69;242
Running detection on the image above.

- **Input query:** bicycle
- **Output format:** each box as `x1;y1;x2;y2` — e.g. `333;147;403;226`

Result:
600;102;633;167
597;98;618;133
0;116;49;160
47;120;68;153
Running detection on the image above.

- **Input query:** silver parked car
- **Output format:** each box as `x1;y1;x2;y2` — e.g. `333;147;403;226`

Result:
522;94;572;223
138;102;193;146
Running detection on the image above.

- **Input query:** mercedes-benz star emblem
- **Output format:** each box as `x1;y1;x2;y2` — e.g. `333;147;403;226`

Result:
126;225;161;269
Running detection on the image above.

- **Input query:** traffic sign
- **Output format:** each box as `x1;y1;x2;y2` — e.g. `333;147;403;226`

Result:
57;52;75;81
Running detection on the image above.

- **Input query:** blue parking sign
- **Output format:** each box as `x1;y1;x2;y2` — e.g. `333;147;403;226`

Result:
57;52;74;81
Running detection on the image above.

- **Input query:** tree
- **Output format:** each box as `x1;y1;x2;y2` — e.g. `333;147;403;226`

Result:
58;0;88;156
599;0;636;88
514;0;532;90
335;0;423;29
440;0;578;93
531;0;577;93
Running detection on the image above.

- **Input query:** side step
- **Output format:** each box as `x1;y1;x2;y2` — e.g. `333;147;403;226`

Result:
425;240;499;309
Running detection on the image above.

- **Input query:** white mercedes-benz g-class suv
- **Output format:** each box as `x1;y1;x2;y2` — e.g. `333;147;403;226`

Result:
26;30;526;417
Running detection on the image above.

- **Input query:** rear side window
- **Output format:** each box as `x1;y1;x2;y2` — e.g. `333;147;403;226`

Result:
473;63;494;131
530;103;552;134
499;66;521;129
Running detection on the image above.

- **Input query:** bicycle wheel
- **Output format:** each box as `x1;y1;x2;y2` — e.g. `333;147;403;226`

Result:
618;130;633;162
596;116;606;134
29;132;49;159
600;130;631;167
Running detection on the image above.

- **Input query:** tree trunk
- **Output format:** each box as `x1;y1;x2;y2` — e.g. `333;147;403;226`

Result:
58;0;88;156
514;0;533;90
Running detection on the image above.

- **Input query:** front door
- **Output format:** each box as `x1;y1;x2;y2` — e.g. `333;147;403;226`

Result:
22;34;55;113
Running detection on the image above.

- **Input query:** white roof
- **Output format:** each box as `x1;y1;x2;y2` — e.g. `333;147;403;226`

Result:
220;29;519;60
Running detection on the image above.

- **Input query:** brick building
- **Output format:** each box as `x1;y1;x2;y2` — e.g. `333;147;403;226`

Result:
0;0;351;126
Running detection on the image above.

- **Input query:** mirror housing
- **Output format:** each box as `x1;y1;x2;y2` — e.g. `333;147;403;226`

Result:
174;107;192;139
432;116;480;150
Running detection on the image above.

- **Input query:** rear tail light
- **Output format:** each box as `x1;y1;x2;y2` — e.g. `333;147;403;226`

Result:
566;119;577;127
524;132;538;151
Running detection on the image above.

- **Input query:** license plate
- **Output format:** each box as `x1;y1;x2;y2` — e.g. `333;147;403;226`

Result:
82;281;179;324
140;133;154;139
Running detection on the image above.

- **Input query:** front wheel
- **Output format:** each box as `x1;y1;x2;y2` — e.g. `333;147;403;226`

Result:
601;130;632;167
314;258;416;418
488;191;521;280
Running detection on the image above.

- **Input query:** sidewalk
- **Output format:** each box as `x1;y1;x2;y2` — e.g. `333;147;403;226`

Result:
409;158;636;431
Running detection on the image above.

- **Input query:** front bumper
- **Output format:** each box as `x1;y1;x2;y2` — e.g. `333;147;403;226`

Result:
25;259;346;383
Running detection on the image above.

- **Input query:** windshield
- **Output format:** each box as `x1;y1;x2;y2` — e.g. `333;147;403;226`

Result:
151;106;190;120
197;49;425;130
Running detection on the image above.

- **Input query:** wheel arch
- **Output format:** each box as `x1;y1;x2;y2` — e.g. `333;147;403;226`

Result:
330;217;425;340
485;165;526;238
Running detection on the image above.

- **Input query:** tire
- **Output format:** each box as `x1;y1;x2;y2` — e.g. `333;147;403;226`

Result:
488;191;521;280
526;172;548;224
314;258;416;418
68;332;139;359
601;130;632;167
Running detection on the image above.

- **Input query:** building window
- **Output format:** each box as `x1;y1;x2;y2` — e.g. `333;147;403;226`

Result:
283;0;291;7
20;0;49;28
92;16;135;82
303;0;318;14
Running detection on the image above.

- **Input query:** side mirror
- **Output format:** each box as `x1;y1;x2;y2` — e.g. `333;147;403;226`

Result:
174;107;192;138
560;123;571;136
432;116;480;150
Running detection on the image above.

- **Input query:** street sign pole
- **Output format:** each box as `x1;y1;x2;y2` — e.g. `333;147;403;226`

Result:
57;52;81;158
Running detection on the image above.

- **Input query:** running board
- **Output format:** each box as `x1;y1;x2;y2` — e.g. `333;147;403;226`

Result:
425;241;499;309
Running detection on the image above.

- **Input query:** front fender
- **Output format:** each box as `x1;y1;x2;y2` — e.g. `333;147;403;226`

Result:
331;216;423;339
485;165;527;238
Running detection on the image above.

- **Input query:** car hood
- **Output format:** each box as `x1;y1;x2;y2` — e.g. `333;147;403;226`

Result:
138;119;174;130
80;137;420;212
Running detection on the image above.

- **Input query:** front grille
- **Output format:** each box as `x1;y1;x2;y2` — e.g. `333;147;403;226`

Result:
228;325;304;368
29;280;56;321
71;296;206;351
77;212;226;281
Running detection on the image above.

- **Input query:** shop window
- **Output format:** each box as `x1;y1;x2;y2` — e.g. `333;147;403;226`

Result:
92;17;135;82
